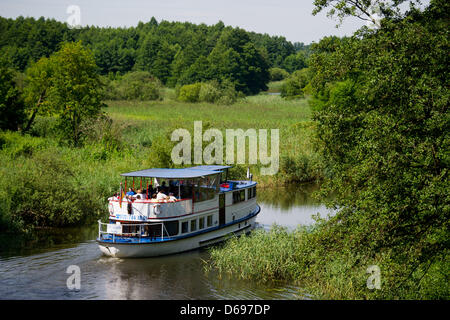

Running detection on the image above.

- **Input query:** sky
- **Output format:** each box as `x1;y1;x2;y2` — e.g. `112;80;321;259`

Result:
0;0;371;44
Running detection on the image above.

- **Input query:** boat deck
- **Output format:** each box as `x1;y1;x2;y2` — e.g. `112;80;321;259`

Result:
220;180;257;192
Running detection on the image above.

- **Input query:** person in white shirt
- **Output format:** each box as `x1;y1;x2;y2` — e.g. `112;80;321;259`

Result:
156;190;167;201
149;194;158;202
168;192;177;202
134;189;146;200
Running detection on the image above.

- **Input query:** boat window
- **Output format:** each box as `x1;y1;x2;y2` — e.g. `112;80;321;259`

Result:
193;174;220;203
207;215;213;227
199;217;205;229
164;221;179;236
248;186;256;199
233;190;245;204
191;219;197;232
181;221;188;234
123;224;139;234
148;224;162;238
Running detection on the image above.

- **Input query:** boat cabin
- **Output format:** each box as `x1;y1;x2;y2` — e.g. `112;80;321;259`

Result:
99;165;258;243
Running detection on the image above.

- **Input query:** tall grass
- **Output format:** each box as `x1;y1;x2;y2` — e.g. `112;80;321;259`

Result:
206;223;450;299
105;93;322;185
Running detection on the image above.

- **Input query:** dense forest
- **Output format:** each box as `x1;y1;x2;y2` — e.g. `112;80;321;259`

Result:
0;16;310;93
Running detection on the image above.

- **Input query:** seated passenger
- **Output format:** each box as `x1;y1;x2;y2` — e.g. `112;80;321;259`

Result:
135;189;146;200
156;189;167;201
126;188;136;197
149;194;158;203
168;192;177;202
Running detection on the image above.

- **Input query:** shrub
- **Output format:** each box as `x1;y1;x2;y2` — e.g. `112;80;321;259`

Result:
198;81;221;103
0;131;49;158
269;67;289;81
178;83;202;102
0;148;104;231
281;68;312;99
103;71;162;101
177;80;240;105
216;79;238;105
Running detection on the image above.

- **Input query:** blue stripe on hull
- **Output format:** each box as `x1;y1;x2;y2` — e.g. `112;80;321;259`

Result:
97;204;260;245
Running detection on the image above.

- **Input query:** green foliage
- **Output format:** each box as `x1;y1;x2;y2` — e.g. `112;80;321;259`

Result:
282;52;307;73
103;71;162;101
207;0;449;300
281;68;312;99
206;28;270;94
0;58;26;130
312;0;424;26
312;0;450;298
0;137;104;231
198;81;221;103
177;80;239;105
23;41;105;146
0;16;290;94
269;67;289;81
21;56;54;132
177;83;202;103
248;33;296;67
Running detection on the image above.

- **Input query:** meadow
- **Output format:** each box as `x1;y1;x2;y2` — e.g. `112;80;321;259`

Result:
105;91;323;185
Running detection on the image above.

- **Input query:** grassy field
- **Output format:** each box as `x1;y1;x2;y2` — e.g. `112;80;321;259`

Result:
105;92;322;186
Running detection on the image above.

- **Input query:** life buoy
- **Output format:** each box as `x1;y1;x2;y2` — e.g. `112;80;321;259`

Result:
153;204;161;215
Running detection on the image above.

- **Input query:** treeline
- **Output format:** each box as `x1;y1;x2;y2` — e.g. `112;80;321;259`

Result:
0;16;310;95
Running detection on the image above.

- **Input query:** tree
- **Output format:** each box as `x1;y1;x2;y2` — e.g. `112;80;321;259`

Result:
207;28;270;94
312;0;424;26
49;42;105;146
0;58;26;130
282;52;307;73
281;68;311;99
23;42;105;145
136;34;161;74
269;67;289;81
151;41;177;84
309;0;449;297
22;56;54;132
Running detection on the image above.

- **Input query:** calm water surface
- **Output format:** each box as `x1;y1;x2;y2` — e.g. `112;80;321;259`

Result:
0;184;333;300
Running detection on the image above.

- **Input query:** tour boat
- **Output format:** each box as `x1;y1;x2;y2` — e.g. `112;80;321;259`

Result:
96;165;260;258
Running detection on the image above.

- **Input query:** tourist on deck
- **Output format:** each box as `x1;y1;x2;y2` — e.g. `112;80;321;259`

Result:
126;188;136;200
135;189;146;200
168;192;177;202
149;194;158;203
156;189;167;201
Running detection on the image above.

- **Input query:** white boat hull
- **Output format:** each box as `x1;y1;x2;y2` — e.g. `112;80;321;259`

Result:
97;208;259;258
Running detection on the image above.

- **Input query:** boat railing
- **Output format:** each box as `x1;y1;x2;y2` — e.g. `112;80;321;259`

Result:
97;220;171;243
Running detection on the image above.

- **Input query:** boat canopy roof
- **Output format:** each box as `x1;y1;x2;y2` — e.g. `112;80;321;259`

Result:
120;167;224;179
189;165;232;171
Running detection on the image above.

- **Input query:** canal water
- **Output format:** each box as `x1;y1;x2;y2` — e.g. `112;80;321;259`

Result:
0;184;333;300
